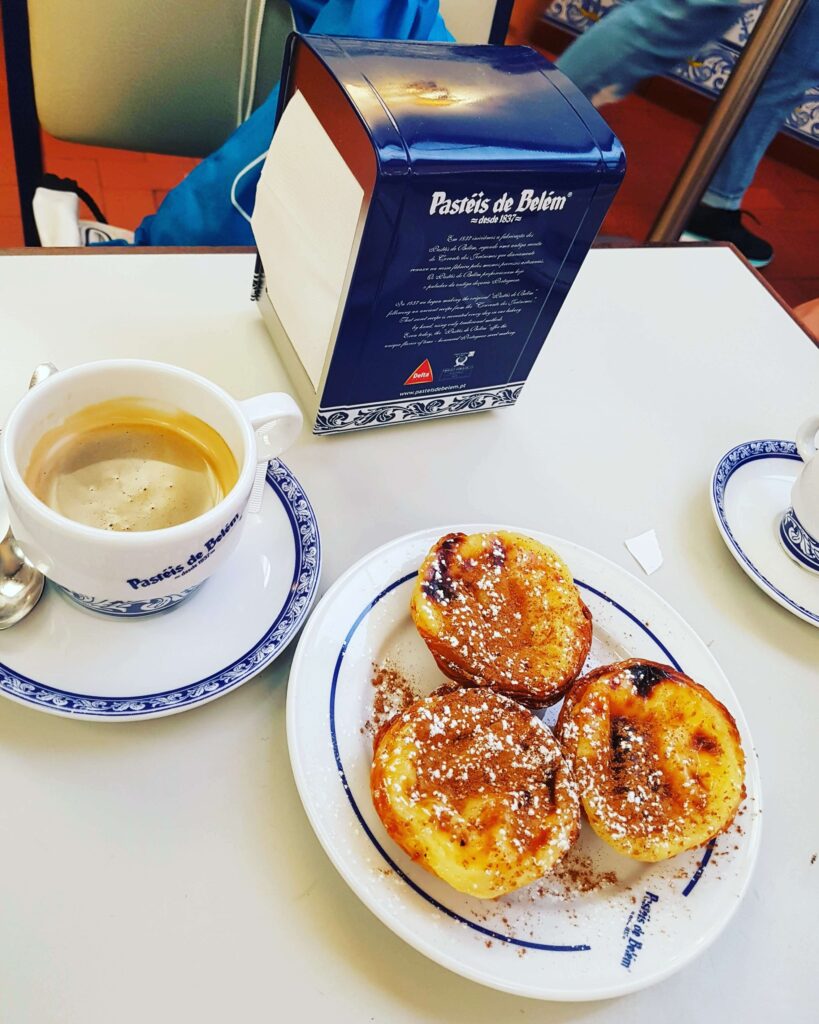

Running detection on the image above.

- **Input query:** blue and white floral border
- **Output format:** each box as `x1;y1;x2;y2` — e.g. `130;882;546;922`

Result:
0;460;321;718
58;582;203;617
711;440;819;625
315;383;525;434
779;507;819;574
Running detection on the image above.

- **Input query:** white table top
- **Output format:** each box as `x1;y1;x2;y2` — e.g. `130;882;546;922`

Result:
0;246;817;1023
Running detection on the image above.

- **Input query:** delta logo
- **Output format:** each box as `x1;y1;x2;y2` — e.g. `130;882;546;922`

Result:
404;358;433;386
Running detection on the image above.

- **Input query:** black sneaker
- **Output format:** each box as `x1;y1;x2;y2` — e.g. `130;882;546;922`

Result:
682;204;774;268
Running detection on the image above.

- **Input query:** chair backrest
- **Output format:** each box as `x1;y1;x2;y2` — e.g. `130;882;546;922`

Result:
27;0;294;156
438;0;507;44
25;1;510;157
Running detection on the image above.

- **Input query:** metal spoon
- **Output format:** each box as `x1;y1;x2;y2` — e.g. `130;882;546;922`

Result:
0;363;59;629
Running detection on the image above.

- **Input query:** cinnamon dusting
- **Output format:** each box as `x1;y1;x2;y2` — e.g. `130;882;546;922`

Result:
364;663;418;743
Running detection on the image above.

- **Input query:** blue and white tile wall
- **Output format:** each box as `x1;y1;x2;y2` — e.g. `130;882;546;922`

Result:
545;0;818;148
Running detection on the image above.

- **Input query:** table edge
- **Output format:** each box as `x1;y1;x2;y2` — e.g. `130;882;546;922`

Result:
0;246;257;255
1;241;814;347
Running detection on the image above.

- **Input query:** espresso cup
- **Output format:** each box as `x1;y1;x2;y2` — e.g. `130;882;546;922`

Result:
779;414;819;574
0;359;303;616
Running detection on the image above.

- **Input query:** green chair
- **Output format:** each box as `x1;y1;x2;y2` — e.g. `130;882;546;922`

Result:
1;0;294;242
27;0;295;156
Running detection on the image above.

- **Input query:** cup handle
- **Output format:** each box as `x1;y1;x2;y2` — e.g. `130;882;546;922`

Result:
239;393;303;463
795;415;819;463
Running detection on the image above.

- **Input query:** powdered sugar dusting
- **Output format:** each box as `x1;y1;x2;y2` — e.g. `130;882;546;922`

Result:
412;532;591;706
363;662;418;743
558;661;745;858
371;687;581;897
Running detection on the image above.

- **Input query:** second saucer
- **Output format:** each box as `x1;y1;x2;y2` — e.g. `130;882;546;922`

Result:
711;440;819;628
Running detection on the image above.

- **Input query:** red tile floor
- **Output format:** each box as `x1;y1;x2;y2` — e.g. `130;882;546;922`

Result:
595;91;819;308
1;21;817;308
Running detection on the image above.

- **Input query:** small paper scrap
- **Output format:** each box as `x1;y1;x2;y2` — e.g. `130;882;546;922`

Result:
625;530;663;575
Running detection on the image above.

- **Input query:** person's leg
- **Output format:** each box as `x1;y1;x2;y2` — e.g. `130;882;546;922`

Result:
684;0;819;265
702;0;819;209
556;0;744;106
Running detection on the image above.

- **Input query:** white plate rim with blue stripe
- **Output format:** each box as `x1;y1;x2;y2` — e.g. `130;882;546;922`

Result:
286;524;761;1001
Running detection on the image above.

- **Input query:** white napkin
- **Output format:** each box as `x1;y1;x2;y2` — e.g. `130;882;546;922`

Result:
625;529;663;575
252;89;365;390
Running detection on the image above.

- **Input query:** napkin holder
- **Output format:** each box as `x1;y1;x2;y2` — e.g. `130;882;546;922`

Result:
252;35;625;435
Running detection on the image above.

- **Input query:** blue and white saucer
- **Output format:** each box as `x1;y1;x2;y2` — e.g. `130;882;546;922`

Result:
0;461;321;720
711;440;819;628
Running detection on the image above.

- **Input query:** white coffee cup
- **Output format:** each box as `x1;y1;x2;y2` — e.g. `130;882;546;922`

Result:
0;359;303;616
779;415;819;574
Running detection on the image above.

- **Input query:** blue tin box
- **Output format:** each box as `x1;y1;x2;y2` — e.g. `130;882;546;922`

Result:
252;35;625;435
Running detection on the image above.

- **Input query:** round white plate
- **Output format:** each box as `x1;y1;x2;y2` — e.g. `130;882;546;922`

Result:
0;461;320;720
287;525;761;1001
711;440;819;627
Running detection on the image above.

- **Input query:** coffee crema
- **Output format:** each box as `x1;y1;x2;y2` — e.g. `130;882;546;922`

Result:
24;399;239;532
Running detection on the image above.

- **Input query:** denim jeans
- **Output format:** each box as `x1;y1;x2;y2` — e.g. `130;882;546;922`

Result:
556;0;819;209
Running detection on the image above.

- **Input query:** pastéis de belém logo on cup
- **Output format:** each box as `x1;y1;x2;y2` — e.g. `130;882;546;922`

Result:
126;512;242;590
